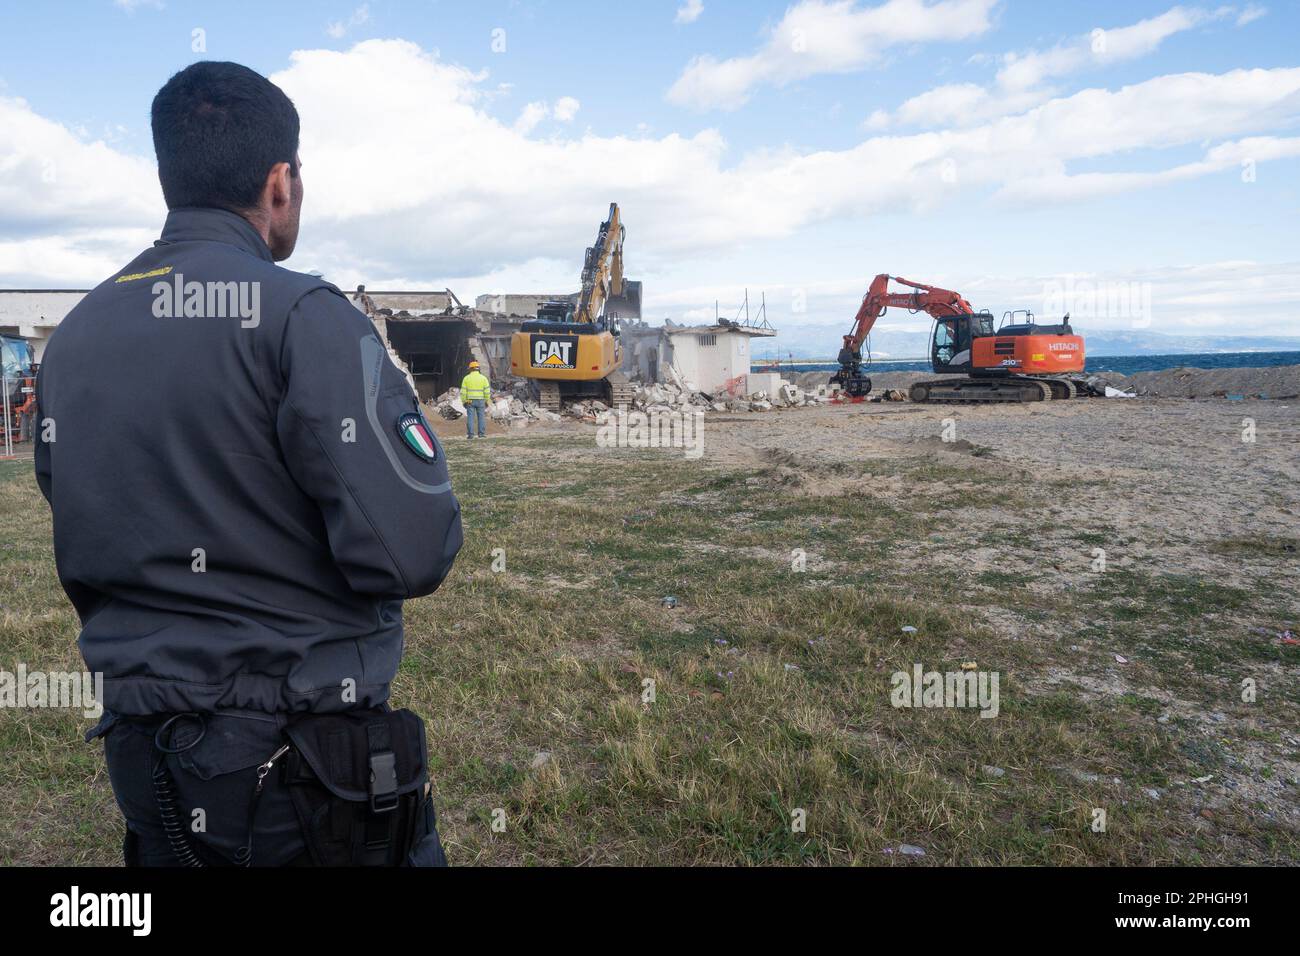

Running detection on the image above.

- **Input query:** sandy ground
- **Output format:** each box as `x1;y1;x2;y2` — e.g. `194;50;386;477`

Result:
429;388;1299;600
701;396;1300;587
429;388;1300;591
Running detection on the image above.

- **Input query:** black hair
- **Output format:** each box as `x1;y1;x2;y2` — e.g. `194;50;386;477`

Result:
151;61;300;212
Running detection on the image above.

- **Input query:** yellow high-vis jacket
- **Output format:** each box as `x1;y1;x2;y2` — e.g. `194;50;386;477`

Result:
460;370;491;402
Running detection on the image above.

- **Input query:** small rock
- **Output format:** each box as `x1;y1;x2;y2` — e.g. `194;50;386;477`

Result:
981;765;1006;778
1143;788;1162;800
530;751;551;770
661;596;678;609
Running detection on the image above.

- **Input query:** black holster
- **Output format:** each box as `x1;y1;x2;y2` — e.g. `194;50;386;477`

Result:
281;707;432;867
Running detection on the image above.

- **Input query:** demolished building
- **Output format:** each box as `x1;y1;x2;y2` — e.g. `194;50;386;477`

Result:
1;284;785;406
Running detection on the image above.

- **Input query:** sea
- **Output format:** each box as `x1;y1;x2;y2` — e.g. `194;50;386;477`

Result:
753;351;1300;376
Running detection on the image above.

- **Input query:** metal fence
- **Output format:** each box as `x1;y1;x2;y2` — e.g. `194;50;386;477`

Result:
2;372;38;459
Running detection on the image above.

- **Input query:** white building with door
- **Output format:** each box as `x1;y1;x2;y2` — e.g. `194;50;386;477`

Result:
663;322;776;393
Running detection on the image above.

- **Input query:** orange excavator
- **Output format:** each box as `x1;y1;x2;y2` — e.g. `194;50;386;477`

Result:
830;274;1087;403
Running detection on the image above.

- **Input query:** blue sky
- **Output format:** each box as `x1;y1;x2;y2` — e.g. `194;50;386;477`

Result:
1;0;1297;347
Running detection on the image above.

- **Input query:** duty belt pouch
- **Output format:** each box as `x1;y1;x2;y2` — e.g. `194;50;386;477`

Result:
281;708;429;866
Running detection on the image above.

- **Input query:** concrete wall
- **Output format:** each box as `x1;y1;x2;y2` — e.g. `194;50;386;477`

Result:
620;325;668;382
666;329;765;393
361;291;456;314
474;293;576;318
0;291;88;361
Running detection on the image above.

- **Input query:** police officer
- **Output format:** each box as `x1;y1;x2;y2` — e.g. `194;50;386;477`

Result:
460;360;491;439
34;61;463;866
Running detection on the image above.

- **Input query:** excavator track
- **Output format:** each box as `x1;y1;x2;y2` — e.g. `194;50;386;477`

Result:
910;376;1054;404
1044;377;1078;400
605;370;637;408
537;380;562;413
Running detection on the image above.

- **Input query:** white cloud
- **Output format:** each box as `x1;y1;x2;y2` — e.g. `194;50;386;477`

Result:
997;6;1218;93
114;0;164;12
0;95;161;233
513;101;550;134
667;0;997;111
880;5;1233;129
675;0;705;25
326;4;371;39
3;39;1298;311
553;96;581;122
646;261;1300;339
1236;4;1267;26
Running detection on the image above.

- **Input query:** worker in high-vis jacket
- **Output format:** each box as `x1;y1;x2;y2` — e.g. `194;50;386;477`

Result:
35;61;462;867
460;361;491;439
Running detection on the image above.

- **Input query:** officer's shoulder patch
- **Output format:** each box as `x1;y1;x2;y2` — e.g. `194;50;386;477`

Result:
396;411;439;463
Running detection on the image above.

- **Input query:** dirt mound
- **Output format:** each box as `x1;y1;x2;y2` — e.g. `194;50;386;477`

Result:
1101;363;1300;400
789;364;1300;401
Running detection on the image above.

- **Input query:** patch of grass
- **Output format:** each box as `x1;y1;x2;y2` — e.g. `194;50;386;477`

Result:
1;433;1296;865
1208;536;1300;558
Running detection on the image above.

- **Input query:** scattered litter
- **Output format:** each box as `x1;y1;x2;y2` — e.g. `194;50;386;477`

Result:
1191;774;1214;785
1143;788;1162;801
1114;654;1129;664
900;625;918;634
1157;714;1171;724
981;765;1006;778
783;663;801;672
887;844;927;857
960;661;978;671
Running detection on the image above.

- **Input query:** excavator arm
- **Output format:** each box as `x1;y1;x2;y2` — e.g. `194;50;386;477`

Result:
831;274;975;397
575;202;626;325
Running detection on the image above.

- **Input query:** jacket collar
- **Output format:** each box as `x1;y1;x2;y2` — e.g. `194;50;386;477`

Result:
157;207;275;263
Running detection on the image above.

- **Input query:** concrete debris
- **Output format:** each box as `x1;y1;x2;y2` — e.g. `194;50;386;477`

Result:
427;371;838;430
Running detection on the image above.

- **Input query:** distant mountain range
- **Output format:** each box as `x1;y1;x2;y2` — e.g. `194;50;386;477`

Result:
747;326;1300;361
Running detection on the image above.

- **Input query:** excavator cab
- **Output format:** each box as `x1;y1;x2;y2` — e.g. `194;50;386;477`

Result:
931;312;989;373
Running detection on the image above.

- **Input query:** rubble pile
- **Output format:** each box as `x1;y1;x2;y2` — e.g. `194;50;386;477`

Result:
428;374;848;428
430;384;563;430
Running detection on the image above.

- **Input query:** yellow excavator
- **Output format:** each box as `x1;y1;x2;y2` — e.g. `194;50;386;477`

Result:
509;202;641;410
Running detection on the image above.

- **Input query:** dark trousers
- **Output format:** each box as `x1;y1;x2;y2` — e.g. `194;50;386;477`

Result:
93;710;446;867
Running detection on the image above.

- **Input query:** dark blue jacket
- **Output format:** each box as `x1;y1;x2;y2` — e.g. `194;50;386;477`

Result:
35;207;462;715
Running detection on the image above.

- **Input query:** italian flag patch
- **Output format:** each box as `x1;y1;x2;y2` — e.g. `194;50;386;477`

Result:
396;412;438;462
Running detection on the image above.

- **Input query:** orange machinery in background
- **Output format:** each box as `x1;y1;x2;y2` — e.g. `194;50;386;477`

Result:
830;274;1086;403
